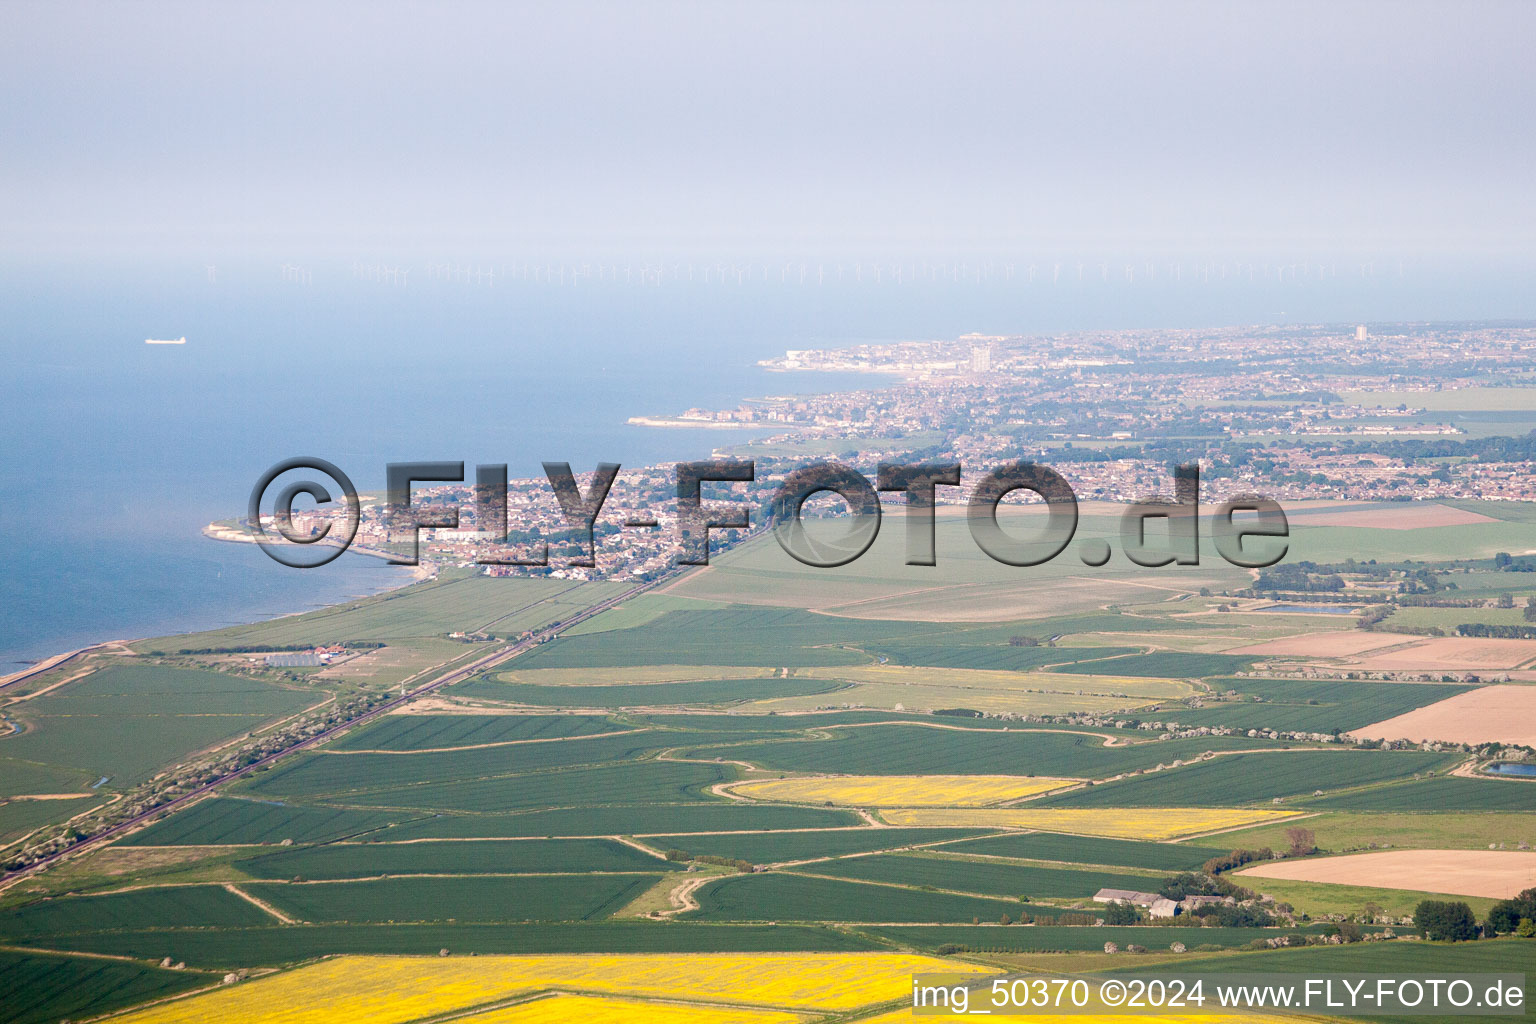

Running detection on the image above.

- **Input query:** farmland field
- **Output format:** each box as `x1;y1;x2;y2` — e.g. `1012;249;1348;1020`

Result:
1036;750;1459;807
0;796;98;847
1235;848;1536;899
801;852;1161;899
0;665;317;786
880;807;1305;840
642;827;996;864
1350;683;1536;747
451;995;803;1024
11;508;1536;1024
117;798;404;846
139;575;628;650
234;838;678;878
871;924;1300;954
246;874;660;923
728;774;1077;806
453;675;847;707
0;950;207;1024
1212;810;1536;853
0;884;274;941
684;871;1030;922
240;731;681;797
108;952;988;1024
938;832;1228;871
329;713;623;750
38;922;883;967
748;665;1195;715
1150;676;1475;734
381;803;859;838
1302;776;1536;811
705;725;1268;778
304;760;740;812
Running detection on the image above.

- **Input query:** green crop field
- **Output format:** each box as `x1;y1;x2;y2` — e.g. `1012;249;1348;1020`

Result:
0;759;94;799
328;713;623;750
241;731;676;797
246;874;657;923
872;924;1295;954
1038;750;1459;807
452;675;848;707
511;606;951;669
1051;652;1255;677
380;803;860;838
1157;677;1474;733
939;832;1229;871
683;871;1029;923
118;797;402;846
140;575;628;650
234;838;678;878
704;725;1267;777
637;710;1014;732
0;797;98;847
643;827;997;863
0;884;273;941
865;643;1142;672
1302;776;1536;811
801;852;1160;900
1214;811;1536;852
310;760;740;812
34;922;879;969
0;665;316;786
1226;875;1497;920
0;950;208;1024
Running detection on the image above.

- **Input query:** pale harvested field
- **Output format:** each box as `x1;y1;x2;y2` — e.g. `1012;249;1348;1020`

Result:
1226;631;1413;658
1341;637;1536;672
111;953;989;1024
1237;849;1536;899
1350;684;1536;746
1287;504;1497;530
729;774;1078;807
499;665;778;686
747;665;1192;715
819;575;1235;622
879;807;1303;841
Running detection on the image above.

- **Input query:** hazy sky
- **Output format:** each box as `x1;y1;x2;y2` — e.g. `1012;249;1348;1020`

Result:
4;1;1533;260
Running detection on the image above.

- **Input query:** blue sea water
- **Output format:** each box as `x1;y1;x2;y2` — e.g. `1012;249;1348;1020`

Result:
0;264;877;666
2;256;1527;667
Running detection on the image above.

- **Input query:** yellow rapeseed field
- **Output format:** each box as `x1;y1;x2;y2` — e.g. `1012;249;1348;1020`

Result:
112;953;992;1023
730;774;1076;807
454;993;804;1023
878;807;1303;840
855;1010;1302;1024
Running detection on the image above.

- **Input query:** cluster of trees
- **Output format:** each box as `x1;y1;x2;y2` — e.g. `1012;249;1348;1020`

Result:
1412;889;1536;941
1253;563;1345;592
1455;623;1536;640
1201;847;1274;875
1486;888;1536;938
1415;900;1478;942
662;849;753;873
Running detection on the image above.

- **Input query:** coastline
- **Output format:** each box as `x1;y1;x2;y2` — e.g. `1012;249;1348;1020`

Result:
2;529;430;676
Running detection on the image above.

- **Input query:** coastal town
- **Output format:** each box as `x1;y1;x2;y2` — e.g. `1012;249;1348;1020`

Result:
238;322;1536;580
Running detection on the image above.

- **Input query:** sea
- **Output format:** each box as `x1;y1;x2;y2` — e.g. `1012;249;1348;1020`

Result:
2;255;1528;668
